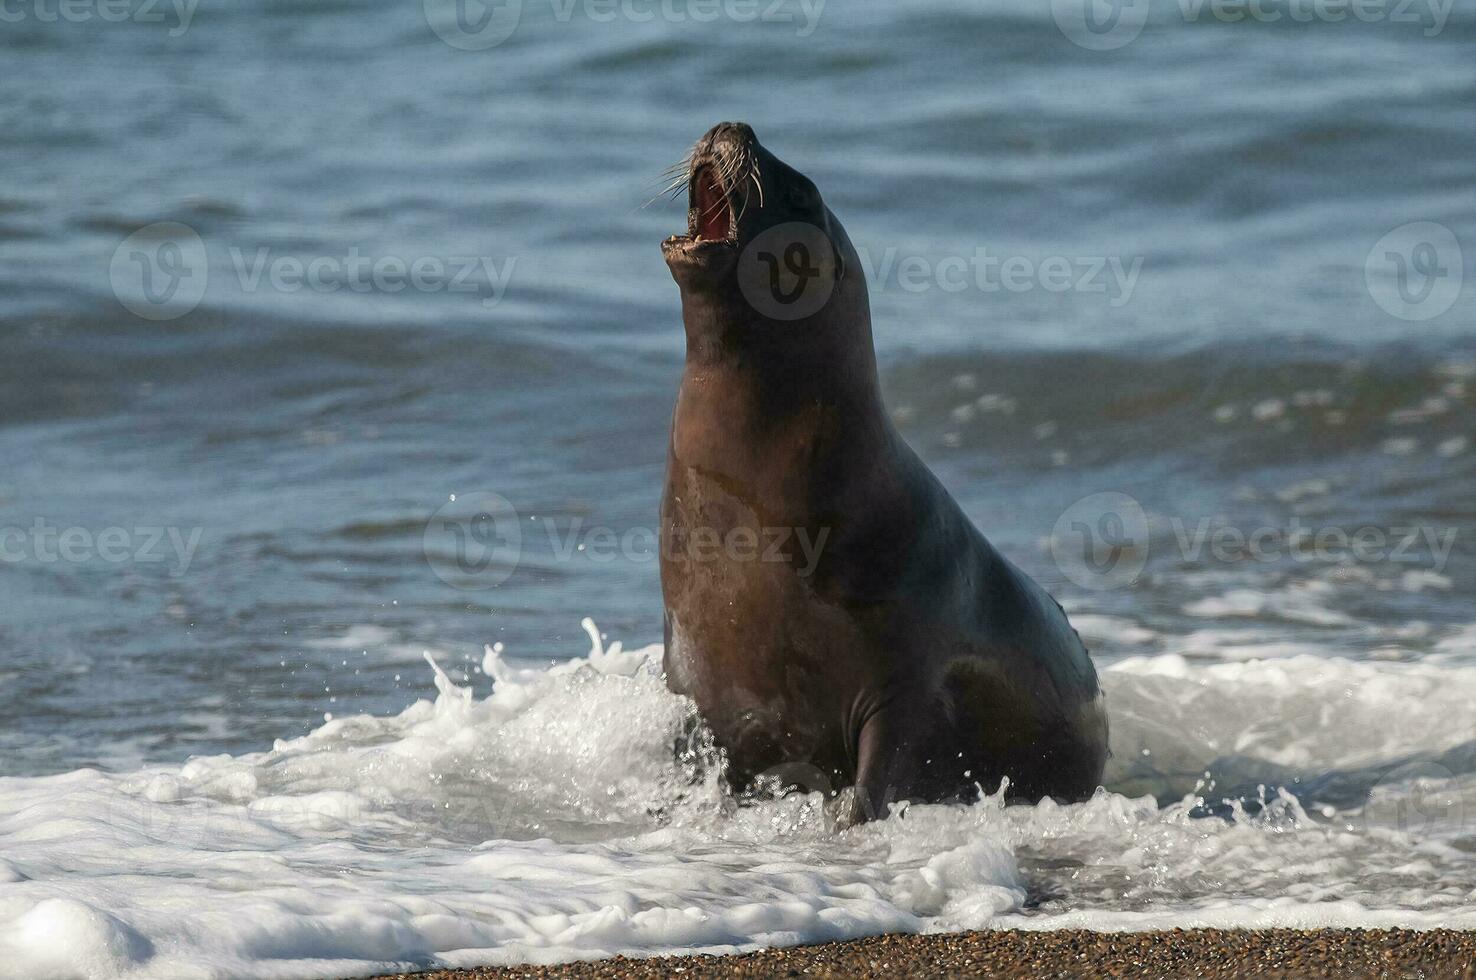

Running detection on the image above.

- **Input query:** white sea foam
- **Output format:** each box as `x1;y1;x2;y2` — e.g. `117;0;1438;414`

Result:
2;622;1475;978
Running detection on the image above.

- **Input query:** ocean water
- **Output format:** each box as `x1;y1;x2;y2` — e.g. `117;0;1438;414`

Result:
2;0;1476;976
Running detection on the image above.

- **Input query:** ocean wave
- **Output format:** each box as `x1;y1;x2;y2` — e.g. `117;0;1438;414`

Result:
885;340;1476;467
1;622;1473;977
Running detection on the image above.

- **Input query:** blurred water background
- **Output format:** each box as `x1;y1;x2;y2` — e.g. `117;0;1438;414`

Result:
1;2;1474;975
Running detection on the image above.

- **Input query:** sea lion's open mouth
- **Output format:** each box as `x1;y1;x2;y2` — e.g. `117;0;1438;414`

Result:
662;123;762;271
662;159;739;263
691;165;733;242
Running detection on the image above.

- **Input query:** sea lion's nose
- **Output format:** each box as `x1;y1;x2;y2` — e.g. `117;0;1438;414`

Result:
702;121;756;150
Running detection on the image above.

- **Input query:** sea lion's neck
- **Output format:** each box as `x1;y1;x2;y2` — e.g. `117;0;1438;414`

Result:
671;298;893;501
677;349;883;422
677;294;883;417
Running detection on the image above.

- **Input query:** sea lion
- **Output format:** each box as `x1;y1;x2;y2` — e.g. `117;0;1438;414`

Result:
659;122;1108;824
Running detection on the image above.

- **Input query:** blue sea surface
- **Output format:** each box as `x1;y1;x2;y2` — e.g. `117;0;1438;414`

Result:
0;3;1474;974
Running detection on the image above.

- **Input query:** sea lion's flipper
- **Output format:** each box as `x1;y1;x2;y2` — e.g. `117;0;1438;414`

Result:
847;711;907;825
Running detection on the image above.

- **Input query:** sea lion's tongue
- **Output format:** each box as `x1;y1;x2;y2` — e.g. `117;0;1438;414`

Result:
694;168;729;240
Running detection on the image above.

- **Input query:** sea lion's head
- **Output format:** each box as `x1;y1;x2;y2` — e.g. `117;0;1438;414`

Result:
661;123;865;342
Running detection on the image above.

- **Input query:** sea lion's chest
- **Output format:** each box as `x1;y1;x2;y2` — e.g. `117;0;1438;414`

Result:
660;462;860;761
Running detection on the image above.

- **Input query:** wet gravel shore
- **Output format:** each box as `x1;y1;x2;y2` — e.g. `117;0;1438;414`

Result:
372;929;1476;979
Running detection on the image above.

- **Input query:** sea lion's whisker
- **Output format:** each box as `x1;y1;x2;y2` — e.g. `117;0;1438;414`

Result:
648;160;693;189
734;150;761;223
635;176;693;212
635;165;699;212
